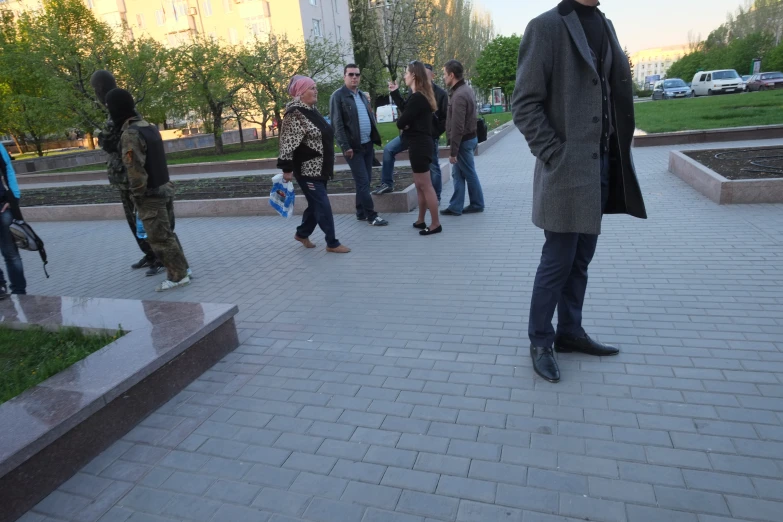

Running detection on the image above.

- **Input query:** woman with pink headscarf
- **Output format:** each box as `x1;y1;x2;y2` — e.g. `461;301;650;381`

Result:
277;75;350;253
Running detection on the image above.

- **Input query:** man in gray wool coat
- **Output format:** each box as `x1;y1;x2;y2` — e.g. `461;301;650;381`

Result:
511;0;647;383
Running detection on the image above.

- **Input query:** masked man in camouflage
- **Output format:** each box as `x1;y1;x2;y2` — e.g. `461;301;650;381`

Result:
90;70;163;276
105;88;191;292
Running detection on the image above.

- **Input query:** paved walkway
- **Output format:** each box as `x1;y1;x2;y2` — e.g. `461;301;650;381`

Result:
19;132;783;522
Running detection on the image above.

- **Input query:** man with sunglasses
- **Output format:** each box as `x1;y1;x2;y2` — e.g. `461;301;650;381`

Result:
330;64;388;227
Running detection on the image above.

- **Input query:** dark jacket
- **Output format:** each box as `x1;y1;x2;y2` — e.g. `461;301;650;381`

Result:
511;0;647;235
329;85;381;152
391;82;448;139
120;116;172;198
446;80;478;157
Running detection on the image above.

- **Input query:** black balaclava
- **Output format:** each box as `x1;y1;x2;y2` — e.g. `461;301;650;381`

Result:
105;88;137;127
90;70;118;106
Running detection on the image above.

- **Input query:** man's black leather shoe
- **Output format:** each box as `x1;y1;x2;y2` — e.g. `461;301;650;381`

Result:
530;345;560;383
554;333;619;356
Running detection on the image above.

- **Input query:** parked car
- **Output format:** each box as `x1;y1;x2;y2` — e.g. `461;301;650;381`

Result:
690;69;743;96
651;78;693;100
479;103;492;114
741;75;751;91
746;71;783;91
376;104;398;123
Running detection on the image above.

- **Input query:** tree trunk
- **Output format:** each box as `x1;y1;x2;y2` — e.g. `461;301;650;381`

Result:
261;114;268;140
237;114;245;150
33;135;44;157
85;132;96;150
213;111;224;155
10;134;24;156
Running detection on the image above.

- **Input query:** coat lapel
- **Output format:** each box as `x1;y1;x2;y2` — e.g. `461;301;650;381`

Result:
561;12;598;75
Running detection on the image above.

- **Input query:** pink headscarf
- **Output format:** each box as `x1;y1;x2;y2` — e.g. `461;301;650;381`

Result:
288;75;316;99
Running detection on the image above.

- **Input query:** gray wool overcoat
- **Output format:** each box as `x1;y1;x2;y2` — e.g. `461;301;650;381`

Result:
511;1;647;235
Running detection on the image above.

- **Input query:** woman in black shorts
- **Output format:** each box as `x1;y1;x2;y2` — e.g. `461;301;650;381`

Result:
396;61;441;236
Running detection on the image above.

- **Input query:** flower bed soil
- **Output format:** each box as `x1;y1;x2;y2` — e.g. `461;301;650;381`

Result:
20;169;414;207
683;146;783;180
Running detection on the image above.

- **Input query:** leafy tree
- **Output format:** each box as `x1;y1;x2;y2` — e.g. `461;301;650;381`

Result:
114;36;174;127
172;37;243;154
0;12;68;156
474;34;521;101
19;0;117;147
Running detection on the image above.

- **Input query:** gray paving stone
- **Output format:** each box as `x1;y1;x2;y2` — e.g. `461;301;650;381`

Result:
495;484;558;513
210;504;272;521
559;493;625;522
341;481;402;510
655;485;730;515
625;505;697;522
351;427;402;447
290;471;348;499
160;470;215;494
618;462;685;487
252;488;311;516
468;460;527;486
436;475;496;503
414;452;471;477
447;439;501;461
398;434;450;454
381;467;440;493
588;477;655;504
527;468;588;495
283;452;337;474
318;439;371;460
364;445;418;469
456;500;523;522
244;464;299;488
726;496;783;522
396;490;459;520
204;479;262;505
331;459;387;484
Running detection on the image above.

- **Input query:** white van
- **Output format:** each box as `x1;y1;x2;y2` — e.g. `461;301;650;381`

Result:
691;70;743;96
376;104;398;123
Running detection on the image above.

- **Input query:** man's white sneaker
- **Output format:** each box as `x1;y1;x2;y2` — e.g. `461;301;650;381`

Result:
155;276;191;292
187;268;193;278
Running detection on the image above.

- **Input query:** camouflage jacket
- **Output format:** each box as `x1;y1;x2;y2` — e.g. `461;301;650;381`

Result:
120;116;174;199
98;119;128;187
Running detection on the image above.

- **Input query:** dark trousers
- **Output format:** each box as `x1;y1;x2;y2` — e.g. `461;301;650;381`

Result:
136;196;189;282
0;209;26;294
528;155;611;347
296;179;340;248
120;188;155;261
346;142;377;220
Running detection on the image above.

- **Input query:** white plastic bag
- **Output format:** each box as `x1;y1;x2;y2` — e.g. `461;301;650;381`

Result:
269;173;296;218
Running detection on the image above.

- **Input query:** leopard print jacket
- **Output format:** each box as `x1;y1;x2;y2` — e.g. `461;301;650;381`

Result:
277;100;334;181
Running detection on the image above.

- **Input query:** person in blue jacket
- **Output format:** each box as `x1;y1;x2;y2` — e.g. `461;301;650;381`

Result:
0;145;26;297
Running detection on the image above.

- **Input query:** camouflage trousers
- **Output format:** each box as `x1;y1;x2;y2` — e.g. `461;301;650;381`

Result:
135;195;189;282
119;188;155;261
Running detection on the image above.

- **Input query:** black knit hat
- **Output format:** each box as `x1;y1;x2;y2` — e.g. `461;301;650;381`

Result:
105;88;136;127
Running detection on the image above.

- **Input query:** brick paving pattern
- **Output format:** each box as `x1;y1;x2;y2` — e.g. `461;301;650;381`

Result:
17;132;783;522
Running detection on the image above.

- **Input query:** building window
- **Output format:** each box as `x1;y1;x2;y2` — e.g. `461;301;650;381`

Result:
229;27;239;44
136;13;145;27
310;0;317;4
312;19;322;37
155;9;165;25
334;0;338;12
202;0;212;16
175;2;187;19
337;25;342;40
86;0;94;8
223;0;232;12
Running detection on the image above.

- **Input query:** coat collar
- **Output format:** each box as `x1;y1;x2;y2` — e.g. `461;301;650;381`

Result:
558;1;607;76
340;85;363;99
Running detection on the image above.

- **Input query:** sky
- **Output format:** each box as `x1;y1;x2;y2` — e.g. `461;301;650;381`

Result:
478;0;748;54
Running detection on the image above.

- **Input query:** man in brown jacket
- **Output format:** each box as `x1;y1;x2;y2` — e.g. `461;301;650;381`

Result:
441;59;484;216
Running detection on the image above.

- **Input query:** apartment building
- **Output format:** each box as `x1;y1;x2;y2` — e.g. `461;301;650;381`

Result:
0;0;351;48
630;44;690;86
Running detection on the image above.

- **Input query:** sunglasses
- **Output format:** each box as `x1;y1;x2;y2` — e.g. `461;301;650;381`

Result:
347;72;361;77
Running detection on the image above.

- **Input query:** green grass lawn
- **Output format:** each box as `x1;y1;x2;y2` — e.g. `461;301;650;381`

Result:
0;326;122;404
634;90;783;133
43;112;516;173
13;148;86;160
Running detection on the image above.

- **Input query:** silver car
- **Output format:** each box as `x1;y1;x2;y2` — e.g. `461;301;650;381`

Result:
651;78;693;100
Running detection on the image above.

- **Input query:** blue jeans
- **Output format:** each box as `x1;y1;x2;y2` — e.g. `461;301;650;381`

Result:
296;179;340;249
0;209;26;294
430;137;442;202
346;142;377;220
381;135;408;188
383;135;442;202
447;137;483;214
528;154;611;347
